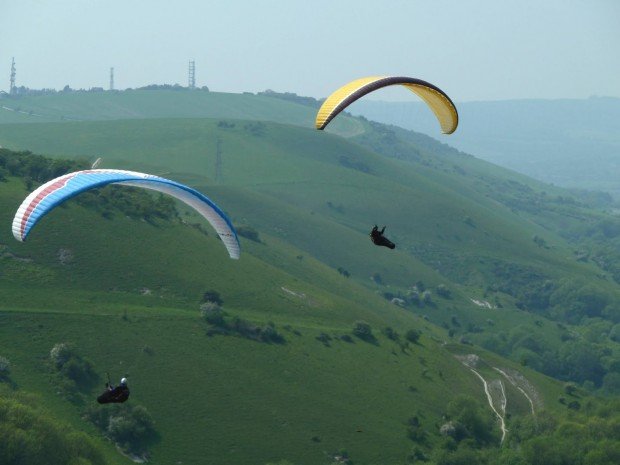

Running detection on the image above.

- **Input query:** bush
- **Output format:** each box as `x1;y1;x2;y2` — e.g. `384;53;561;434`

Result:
407;416;428;444
49;343;98;396
260;323;285;344
405;329;422;344
316;332;332;346
337;267;350;278
407;290;421;306
203;307;285;344
50;343;72;368
602;372;620;394
436;284;452;298
200;302;225;326
201;290;223;305
353;321;376;343
1;396;106;465
383;327;400;341
564;382;578;396
445;395;498;446
0;356;10;378
85;403;158;455
236;225;261;243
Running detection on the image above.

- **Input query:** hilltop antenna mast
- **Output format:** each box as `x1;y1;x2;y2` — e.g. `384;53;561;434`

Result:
109;67;114;91
188;60;195;89
215;137;222;183
9;57;16;95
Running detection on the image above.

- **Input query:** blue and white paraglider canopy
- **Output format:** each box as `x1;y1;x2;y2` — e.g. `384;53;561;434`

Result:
12;169;240;259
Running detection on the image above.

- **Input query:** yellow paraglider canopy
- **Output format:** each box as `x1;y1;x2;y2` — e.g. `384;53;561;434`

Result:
316;76;458;134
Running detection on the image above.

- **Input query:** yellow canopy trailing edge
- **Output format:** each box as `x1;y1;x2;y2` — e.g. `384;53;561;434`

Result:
316;76;459;134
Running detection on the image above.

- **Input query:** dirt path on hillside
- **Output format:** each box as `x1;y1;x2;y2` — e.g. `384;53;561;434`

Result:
469;367;508;443
493;367;538;416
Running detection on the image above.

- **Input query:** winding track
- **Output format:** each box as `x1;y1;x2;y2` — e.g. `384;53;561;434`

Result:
469;367;508;443
493;367;536;416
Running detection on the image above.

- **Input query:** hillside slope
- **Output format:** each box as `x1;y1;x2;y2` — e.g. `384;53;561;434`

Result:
0;165;565;465
350;97;620;195
1;90;619;464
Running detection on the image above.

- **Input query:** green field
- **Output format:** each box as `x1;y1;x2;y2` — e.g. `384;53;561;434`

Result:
0;90;618;464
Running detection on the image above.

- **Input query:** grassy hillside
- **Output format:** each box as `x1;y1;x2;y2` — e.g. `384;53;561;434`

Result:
0;90;365;138
1;90;619;464
0;167;566;465
350;97;620;195
1;113;619;359
0;117;614;295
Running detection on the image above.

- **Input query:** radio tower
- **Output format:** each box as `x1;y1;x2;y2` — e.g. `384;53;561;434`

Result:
188;60;195;89
9;57;16;95
109;67;114;91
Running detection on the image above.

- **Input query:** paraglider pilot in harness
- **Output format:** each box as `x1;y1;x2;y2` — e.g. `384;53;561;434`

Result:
370;225;395;249
97;375;130;404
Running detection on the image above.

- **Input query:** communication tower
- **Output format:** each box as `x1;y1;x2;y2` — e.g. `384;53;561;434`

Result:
109;67;114;91
9;57;16;94
188;60;195;89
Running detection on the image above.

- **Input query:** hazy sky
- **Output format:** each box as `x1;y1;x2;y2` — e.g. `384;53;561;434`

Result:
1;0;619;101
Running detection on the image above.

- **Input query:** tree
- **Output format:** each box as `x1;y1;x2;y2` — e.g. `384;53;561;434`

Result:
602;372;620;395
0;356;10;379
446;395;498;446
201;290;223;305
200;302;225;327
352;321;376;343
436;284;452;298
405;329;422;344
1;396;106;465
86;404;158;455
383;327;399;341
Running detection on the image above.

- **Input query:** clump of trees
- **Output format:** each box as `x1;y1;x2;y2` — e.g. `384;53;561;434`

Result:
436;284;452;299
380;281;436;308
236;225;262;243
406;415;428;445
315;332;332;347
85;403;158;457
137;83;208;91
243;122;266;136
200;296;285;344
440;395;499;446
405;329;422;344
77;186;178;223
0;148;180;223
49;343;98;401
382;326;421;353
258;89;321;108
352;321;377;344
201;290;223;306
0;356;10;381
0;147;85;184
411;389;620;465
479;324;617;392
0;393;106;465
337;267;350;278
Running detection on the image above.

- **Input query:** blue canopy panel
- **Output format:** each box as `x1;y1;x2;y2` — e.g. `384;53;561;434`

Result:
12;169;240;259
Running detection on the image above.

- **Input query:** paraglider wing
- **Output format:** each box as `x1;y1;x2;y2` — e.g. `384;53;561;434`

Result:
97;386;130;404
316;76;458;134
12;169;240;259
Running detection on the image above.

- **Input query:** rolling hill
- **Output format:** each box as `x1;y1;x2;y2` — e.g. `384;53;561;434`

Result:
349;97;620;196
0;90;619;464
